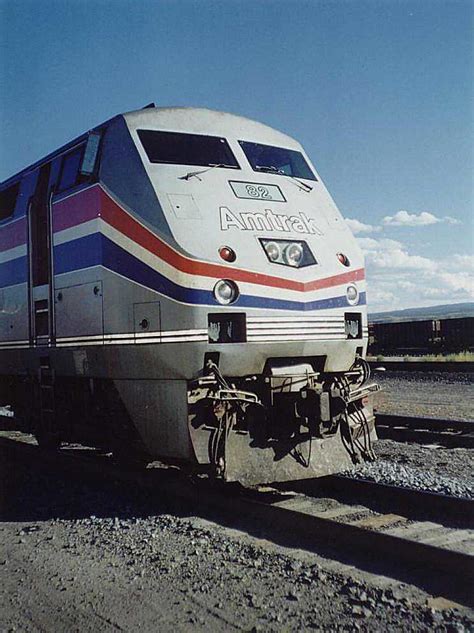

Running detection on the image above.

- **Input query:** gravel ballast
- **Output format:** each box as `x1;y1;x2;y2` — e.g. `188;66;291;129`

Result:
343;440;474;499
373;370;474;421
1;369;473;630
349;370;474;498
1;447;473;632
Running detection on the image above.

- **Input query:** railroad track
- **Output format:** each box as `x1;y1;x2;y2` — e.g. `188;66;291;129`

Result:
4;411;473;448
368;360;474;373
278;474;473;524
376;413;474;448
1;431;473;606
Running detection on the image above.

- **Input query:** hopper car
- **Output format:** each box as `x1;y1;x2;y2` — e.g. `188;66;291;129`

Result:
368;317;474;356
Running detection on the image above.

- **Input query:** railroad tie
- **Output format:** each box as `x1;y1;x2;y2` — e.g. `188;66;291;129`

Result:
421;529;474;549
351;513;407;529
384;521;448;540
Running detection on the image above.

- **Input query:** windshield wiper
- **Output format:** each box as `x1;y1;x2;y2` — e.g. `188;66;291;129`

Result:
255;164;280;174
179;163;235;181
255;165;313;192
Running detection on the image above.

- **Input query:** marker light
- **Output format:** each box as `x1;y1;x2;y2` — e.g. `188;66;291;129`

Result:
346;284;359;305
337;253;350;267
219;246;236;262
264;241;281;262
284;242;304;267
213;279;239;305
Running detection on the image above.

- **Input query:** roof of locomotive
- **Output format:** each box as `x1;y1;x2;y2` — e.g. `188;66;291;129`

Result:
1;106;301;188
123;106;300;148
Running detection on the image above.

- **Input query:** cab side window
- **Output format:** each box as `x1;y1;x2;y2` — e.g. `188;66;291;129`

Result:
58;146;84;192
0;182;20;221
56;132;103;193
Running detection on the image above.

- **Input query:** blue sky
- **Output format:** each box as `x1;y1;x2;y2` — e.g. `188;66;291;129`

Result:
1;0;472;311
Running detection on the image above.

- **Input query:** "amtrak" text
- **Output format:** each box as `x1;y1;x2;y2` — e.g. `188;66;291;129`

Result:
219;207;323;235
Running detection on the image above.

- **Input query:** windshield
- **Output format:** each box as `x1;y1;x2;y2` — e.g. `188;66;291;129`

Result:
239;141;317;181
137;130;240;169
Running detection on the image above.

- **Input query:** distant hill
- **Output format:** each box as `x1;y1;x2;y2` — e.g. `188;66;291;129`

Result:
369;302;474;323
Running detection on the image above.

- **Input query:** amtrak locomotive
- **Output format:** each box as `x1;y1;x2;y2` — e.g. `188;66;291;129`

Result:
0;105;378;485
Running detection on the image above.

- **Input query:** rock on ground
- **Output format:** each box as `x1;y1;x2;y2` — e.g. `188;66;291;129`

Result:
343;440;474;498
1;450;473;632
374;370;474;421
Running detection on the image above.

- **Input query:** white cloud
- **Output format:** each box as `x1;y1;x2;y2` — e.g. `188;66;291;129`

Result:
345;218;380;234
437;271;474;294
357;237;402;251
358;236;435;271
356;237;379;250
383;210;461;227
450;254;474;272
367;249;437;271
359;235;474;312
366;288;396;305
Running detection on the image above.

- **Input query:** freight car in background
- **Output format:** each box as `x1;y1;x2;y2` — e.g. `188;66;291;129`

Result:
368;317;474;356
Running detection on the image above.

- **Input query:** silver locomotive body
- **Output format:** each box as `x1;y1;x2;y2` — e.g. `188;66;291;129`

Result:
0;106;377;484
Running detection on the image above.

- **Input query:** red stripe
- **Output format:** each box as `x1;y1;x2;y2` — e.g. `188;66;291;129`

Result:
2;184;365;294
99;188;365;293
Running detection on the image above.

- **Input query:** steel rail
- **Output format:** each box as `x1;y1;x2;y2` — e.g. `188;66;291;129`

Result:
375;413;474;448
278;474;473;526
1;433;473;607
368;360;474;373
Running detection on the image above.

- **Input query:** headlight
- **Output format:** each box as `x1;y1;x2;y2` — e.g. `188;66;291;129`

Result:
284;242;304;267
346;284;359;305
213;279;239;305
264;241;281;262
259;239;316;268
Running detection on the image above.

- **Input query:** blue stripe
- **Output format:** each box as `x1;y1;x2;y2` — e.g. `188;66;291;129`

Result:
55;233;104;273
237;292;366;311
104;235;214;305
55;233;213;304
0;256;28;288
54;234;366;312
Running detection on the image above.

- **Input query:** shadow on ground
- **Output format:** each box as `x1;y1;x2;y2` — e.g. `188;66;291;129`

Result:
1;439;472;608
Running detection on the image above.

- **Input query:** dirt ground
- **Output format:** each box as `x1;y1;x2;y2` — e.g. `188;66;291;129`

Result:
1;370;473;631
1;444;473;632
374;370;474;421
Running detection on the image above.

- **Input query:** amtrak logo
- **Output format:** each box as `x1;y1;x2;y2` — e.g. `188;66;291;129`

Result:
219;206;323;235
345;319;360;338
209;321;232;343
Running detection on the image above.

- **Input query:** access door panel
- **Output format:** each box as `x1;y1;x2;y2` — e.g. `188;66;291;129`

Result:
55;281;104;341
133;301;161;342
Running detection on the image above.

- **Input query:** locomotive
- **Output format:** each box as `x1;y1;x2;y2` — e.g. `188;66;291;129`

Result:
0;105;378;485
